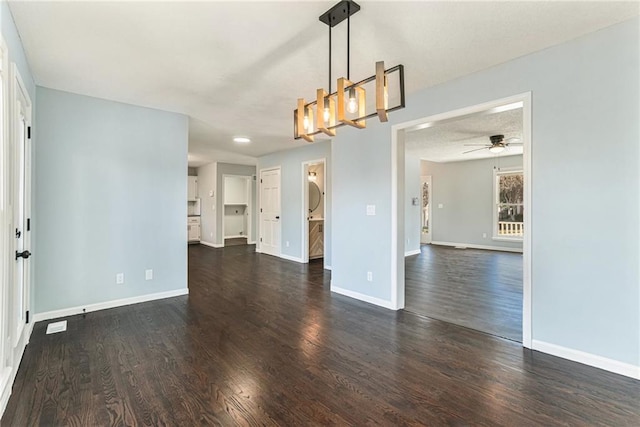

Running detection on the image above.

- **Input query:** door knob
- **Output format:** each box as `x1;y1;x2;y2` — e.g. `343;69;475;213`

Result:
275;216;280;219
15;250;31;260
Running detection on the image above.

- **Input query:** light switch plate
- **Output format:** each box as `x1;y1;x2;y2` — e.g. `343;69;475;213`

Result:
366;205;376;216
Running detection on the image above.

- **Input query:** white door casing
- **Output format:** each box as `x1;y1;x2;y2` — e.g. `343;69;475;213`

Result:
259;168;281;256
10;63;31;348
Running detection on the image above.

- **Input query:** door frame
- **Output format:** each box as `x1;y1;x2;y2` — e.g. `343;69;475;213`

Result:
420;175;432;244
301;158;326;263
9;62;32;349
221;174;252;245
0;35;9;390
257;166;281;256
391;92;532;348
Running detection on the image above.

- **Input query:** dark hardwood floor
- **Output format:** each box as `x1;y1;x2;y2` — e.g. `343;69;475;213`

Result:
406;244;523;342
224;237;248;246
3;244;639;425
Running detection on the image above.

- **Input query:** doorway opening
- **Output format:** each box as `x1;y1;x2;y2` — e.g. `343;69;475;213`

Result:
301;159;326;265
392;93;532;347
222;174;252;247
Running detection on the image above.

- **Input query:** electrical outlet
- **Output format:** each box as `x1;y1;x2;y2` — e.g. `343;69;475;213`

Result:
367;271;373;282
145;269;153;280
482;233;487;238
116;273;124;285
407;238;410;245
286;241;289;247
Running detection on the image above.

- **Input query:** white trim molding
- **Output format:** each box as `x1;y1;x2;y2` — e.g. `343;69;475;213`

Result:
278;253;304;263
404;249;421;257
430;241;523;253
200;241;223;248
32;288;189;323
331;284;395;310
532;340;640;380
0;321;33;417
324;265;332;270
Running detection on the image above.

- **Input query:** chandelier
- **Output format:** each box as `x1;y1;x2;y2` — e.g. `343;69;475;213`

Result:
294;0;405;142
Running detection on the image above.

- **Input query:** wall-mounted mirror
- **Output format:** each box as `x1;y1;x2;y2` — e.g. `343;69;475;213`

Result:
309;182;321;213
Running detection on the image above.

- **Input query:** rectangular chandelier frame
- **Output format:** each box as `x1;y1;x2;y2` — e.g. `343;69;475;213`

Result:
294;62;405;141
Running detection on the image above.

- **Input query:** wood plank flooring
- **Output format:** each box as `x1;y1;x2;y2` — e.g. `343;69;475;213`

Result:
406;244;523;342
3;244;639;425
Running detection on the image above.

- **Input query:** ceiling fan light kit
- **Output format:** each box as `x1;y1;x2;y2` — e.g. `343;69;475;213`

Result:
294;0;405;142
463;134;522;155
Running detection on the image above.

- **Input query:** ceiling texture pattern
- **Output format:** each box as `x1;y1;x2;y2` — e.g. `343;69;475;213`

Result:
405;107;524;163
7;1;639;166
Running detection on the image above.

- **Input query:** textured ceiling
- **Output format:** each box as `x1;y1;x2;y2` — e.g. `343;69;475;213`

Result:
405;107;523;163
7;1;639;166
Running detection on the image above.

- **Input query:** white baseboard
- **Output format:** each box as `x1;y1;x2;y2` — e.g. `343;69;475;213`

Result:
324;265;332;270
200;241;223;248
532;340;640;380
431;241;523;253
278;253;304;263
1;321;34;417
331;284;395;310
32;288;189;323
404;249;421;257
225;235;247;239
248;240;256;245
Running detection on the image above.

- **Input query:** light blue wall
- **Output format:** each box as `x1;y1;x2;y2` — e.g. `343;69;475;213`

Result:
332;18;639;366
216;163;257;245
258;141;331;265
35;87;188;313
1;1;35;99
422;156;523;250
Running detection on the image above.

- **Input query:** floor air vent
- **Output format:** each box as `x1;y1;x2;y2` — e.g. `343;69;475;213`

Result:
46;320;67;335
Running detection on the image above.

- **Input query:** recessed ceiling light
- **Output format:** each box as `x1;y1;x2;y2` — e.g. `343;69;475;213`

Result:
233;137;251;143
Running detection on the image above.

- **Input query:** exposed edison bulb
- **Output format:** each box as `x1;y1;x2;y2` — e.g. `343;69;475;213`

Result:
303;113;310;131
323;98;330;123
347;88;358;114
383;76;389;109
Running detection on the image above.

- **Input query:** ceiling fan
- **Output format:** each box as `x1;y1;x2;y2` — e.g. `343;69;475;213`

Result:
463;134;522;154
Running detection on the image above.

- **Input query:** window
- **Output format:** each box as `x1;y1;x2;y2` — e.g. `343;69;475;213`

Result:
494;168;523;239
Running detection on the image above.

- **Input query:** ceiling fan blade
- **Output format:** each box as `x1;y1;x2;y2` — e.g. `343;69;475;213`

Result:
506;142;523;146
505;137;521;143
463;144;490;146
462;147;488;154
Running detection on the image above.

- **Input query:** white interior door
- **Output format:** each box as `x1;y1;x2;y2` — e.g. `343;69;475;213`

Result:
11;64;31;347
260;168;281;256
420;176;432;244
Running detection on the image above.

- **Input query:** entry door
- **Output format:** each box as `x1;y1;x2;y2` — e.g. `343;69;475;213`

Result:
260;168;281;256
420;176;432;244
11;65;31;346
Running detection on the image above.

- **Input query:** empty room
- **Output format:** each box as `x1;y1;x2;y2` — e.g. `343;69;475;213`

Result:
1;1;639;425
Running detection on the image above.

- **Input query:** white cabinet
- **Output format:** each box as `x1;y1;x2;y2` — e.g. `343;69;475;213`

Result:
188;176;198;201
188;217;201;242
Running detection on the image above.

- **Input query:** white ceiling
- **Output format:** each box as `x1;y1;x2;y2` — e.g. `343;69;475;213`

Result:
8;1;639;166
406;107;523;163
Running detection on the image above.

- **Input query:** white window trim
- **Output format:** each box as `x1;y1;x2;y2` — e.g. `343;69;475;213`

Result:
492;166;524;242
